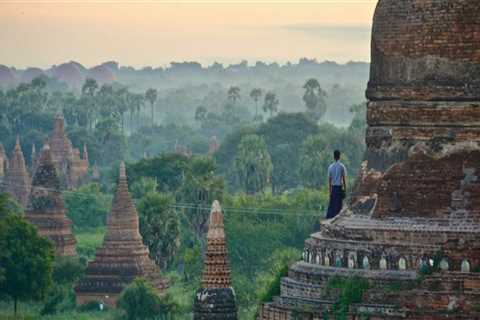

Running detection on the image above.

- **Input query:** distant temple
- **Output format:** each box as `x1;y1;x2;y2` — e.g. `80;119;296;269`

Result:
208;136;219;155
75;162;169;306
46;114;89;189
259;1;480;319
194;201;237;320
25;142;77;256
3;137;31;207
0;142;8;179
174;140;192;158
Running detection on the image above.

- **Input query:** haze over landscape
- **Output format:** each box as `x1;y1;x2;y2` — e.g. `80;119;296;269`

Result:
1;0;376;68
2;1;478;320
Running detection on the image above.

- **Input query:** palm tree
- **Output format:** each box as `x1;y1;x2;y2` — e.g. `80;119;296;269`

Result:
249;88;263;120
145;88;158;129
303;78;327;120
227;86;241;104
263;92;279;118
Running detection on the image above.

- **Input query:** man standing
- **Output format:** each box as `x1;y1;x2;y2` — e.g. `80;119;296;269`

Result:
326;150;346;219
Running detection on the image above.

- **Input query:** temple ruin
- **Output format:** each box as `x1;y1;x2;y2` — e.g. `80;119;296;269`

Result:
25;143;77;256
194;200;237;320
3;137;31;207
0;142;8;180
75;162;169;306
259;1;480;319
48;114;89;189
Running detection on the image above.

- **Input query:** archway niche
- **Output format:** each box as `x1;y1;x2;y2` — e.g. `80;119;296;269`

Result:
380;257;388;270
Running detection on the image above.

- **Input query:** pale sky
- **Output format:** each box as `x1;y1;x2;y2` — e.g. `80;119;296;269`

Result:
0;0;377;69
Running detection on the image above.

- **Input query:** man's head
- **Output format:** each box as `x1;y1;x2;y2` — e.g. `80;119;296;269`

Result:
334;150;341;161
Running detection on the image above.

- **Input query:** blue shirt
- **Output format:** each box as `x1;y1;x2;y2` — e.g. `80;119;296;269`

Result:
328;161;346;186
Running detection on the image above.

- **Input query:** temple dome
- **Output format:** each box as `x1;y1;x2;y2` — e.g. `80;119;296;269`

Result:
367;0;480;101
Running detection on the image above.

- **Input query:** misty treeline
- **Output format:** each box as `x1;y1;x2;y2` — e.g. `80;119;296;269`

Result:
0;59;367;319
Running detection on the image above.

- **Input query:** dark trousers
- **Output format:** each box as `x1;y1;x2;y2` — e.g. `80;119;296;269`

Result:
326;186;343;219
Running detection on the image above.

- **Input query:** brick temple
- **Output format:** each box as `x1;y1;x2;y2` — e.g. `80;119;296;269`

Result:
194;200;237;320
46;114;89;189
75;162;169;306
3;137;31;207
25;142;77;256
259;1;480;319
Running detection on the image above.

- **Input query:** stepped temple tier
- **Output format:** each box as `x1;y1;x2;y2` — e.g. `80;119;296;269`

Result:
3;137;31;207
259;1;480;319
49;114;89;189
75;162;169;306
194;201;237;320
25;143;77;256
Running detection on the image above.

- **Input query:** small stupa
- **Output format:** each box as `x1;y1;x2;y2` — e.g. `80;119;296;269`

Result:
75;162;169;306
25;142;77;256
3;136;31;207
194;201;237;320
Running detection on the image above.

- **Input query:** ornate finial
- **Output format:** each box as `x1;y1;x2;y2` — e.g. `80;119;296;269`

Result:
119;161;126;179
15;135;21;149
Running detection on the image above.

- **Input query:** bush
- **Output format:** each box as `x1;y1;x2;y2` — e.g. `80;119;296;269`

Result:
53;257;86;285
64;184;112;229
118;278;171;320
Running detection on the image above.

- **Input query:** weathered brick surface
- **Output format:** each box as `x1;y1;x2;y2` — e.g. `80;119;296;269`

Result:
26;144;76;256
367;0;480;101
75;163;168;306
194;201;238;319
259;1;480;319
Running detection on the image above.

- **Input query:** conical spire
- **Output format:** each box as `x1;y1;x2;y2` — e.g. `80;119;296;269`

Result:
26;143;76;256
194;200;237;320
83;143;89;163
202;200;232;289
104;161;142;242
3;136;31;207
75;161;169;306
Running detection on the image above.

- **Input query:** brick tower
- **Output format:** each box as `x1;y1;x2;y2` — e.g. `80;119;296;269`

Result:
259;1;480;319
194;201;237;320
75;162;169;306
25;142;77;256
3;137;31;207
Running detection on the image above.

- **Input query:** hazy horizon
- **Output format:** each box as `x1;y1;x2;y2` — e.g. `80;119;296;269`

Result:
0;1;376;69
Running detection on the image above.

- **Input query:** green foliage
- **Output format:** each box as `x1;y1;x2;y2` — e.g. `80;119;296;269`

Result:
64;184;112;229
182;245;203;283
176;156;224;242
256;248;301;303
326;276;369;320
303;78;327;121
40;285;76;316
299;135;332;189
130;177;158;200
234;134;273;194
0;193;24;220
74;228;105;261
137;192;180;269
117;278;176;320
127;154;190;193
0;215;55;314
52;257;86;285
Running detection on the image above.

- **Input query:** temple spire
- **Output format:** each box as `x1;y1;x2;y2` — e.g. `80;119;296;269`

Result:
75;161;168;306
3;136;31;207
83;143;89;163
194;200;237;319
26;144;76;256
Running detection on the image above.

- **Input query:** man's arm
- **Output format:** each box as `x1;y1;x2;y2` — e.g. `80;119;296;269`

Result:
329;176;332;194
342;165;347;191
